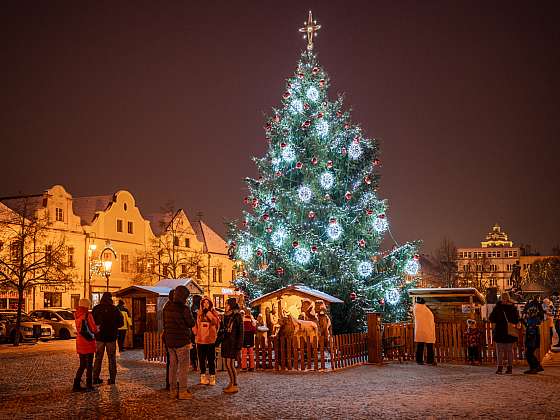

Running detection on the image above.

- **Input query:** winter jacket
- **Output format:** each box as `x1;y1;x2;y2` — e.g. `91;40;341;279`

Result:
220;309;244;359
243;315;257;348
413;303;436;343
194;298;220;345
523;300;543;348
464;327;482;347
489;301;520;343
75;307;98;354
92;296;124;342
163;286;195;349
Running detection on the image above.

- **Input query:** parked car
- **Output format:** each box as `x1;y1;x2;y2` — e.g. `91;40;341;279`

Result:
29;308;77;339
0;311;54;343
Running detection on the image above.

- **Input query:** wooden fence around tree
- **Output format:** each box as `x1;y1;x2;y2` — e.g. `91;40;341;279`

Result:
144;332;368;371
144;314;553;369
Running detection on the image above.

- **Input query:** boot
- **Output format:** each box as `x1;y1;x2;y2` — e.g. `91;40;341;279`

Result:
209;375;216;386
72;378;85;392
505;366;512;374
495;366;503;374
178;389;193;400
200;374;209;385
224;384;239;394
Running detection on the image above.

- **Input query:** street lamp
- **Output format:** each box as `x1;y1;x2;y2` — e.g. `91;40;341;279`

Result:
87;240;117;300
102;260;113;292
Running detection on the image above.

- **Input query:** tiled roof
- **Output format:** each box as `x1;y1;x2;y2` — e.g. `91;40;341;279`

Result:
192;220;228;255
72;195;112;225
0;195;44;219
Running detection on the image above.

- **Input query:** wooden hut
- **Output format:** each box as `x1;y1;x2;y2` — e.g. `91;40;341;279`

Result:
408;287;486;321
115;278;203;348
249;284;343;319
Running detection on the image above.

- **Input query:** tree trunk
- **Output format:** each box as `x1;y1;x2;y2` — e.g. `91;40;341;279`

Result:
13;286;24;346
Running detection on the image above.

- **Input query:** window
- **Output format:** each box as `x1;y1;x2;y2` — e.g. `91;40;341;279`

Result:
127;221;133;234
213;294;225;309
68;247;74;267
463;265;468;272
162;263;169;277
489;278;497;286
497;251;501;257
196;266;202;279
45;245;53;265
218;268;223;283
513;251;517;257
184;238;190;248
173;236;179;247
212;267;217;282
468;252;472;258
136;257;144;273
508;277;514;286
55;208;64;222
117;219;123;232
121;255;130;273
44;292;62;308
181;264;187;275
10;241;20;261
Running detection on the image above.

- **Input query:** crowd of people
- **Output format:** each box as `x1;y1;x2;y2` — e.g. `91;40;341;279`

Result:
413;291;560;375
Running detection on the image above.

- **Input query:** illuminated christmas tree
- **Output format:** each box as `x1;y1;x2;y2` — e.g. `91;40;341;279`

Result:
228;12;421;332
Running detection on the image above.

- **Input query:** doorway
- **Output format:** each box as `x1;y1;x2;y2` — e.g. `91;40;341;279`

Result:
132;297;146;348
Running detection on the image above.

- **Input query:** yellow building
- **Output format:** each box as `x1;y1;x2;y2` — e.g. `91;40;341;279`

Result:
0;185;237;311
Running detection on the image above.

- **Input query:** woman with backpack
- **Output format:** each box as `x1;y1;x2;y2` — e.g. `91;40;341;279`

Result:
73;298;98;392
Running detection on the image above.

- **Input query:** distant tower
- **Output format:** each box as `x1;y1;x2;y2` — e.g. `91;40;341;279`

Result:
480;224;513;248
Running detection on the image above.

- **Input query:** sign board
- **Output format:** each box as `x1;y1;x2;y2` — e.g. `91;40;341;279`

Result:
222;288;235;295
146;303;156;314
461;304;473;314
39;285;68;293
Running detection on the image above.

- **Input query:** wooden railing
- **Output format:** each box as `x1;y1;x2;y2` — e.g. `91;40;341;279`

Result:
382;321;552;365
144;331;367;371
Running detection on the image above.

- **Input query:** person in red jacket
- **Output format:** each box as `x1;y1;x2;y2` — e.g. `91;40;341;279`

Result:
73;298;98;392
194;296;220;385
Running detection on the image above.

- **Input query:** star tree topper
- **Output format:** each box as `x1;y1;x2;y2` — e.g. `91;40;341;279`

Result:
299;10;321;51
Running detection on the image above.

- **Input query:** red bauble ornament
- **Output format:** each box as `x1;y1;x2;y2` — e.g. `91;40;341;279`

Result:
282;91;291;99
256;249;263;257
344;123;350;129
271;197;277;203
262;213;270;221
280;142;287;148
317;112;324;119
264;123;272;131
379;299;385;305
336;111;343;118
296;161;303;169
266;226;273;233
258;176;263;183
308;211;316;219
326;160;333;168
341;147;347;156
311;245;318;253
358;239;366;248
242;220;248;227
311;157;318;165
275;171;283;177
373;159;381;166
276;267;285;276
319;79;325;88
302;120;311;128
252;197;259;206
366;209;374;216
273;114;280;123
413;254;420;261
304;103;310;110
242;270;248;277
297;72;305;79
353;136;360;144
350;292;357;301
378;213;386;219
364;175;372;185
292;241;299;248
312;67;320;75
243;196;249;204
345;191;352;201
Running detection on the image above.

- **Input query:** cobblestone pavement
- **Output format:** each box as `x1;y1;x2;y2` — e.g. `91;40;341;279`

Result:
1;340;560;419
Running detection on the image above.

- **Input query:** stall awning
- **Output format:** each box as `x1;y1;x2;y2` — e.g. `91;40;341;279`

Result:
408;287;486;305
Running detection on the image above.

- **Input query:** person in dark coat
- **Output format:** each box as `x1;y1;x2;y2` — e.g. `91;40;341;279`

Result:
162;288;175;391
220;297;243;394
190;294;202;371
92;292;124;385
489;292;520;374
522;297;544;374
163;285;195;400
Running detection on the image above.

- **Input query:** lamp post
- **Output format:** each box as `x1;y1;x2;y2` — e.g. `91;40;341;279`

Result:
88;240;117;301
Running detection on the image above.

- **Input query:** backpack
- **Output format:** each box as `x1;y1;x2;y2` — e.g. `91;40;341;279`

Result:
80;314;95;341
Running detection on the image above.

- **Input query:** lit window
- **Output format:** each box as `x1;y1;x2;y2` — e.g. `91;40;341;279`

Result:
121;255;130;273
184;238;190;248
173;236;179;247
127;221;133;234
55;208;64;222
117;219;123;232
212;268;217;282
181;264;187;275
218;268;223;283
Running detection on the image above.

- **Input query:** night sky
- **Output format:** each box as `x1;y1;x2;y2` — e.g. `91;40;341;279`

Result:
2;1;559;255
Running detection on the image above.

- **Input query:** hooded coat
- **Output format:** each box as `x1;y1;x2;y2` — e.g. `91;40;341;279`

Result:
413;303;436;343
162;285;195;348
194;297;220;345
92;292;124;342
75;306;98;354
220;309;243;359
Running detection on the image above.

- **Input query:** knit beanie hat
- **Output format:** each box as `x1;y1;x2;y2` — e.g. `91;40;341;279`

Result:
78;298;91;308
226;297;239;310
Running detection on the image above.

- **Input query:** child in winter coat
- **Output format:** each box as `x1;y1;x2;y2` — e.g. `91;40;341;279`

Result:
194;296;220;385
241;310;257;371
464;319;482;365
73;298;98;391
220;297;243;394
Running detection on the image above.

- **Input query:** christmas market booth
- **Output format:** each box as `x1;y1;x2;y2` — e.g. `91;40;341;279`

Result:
249;284;343;320
408;288;486;321
114;278;203;348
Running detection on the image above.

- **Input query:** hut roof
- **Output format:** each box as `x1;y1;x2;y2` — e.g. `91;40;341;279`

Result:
115;278;204;298
408;287;486;305
249;284;343;307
